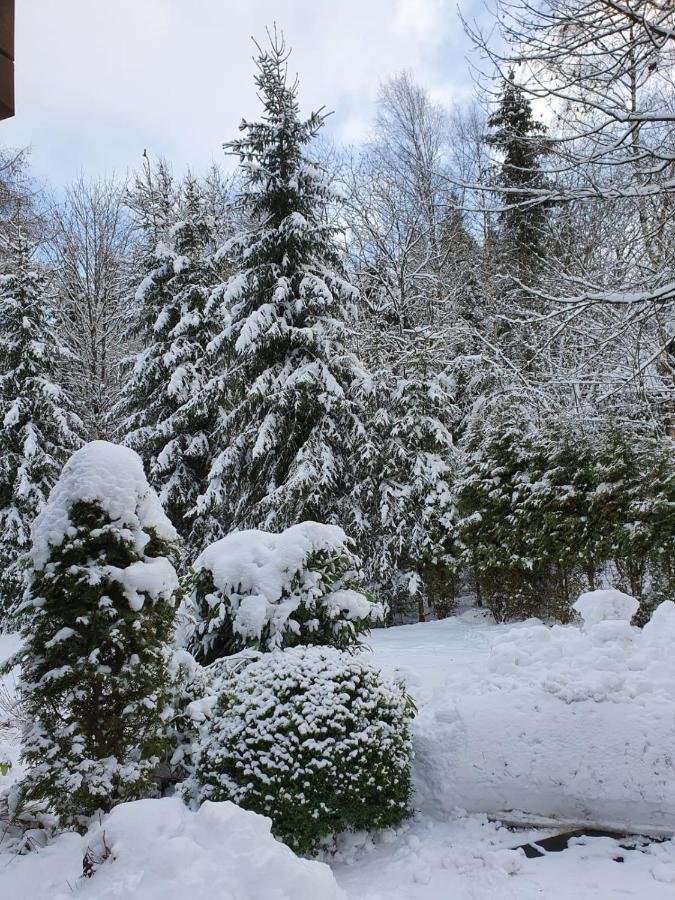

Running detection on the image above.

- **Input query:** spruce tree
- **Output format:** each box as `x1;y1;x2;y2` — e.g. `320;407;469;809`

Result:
354;371;457;621
120;176;219;553
0;232;80;625
15;440;179;828
486;70;550;271
199;34;366;532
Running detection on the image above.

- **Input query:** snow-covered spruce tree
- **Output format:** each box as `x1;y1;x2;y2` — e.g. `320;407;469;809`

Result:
199;33;365;533
120;175;220;553
183;521;384;664
0;232;80;625
197;646;414;855
485;69;550;273
16;441;179;828
353;371;457;622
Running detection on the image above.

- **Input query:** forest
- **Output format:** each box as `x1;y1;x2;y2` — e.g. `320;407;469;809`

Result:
0;2;674;898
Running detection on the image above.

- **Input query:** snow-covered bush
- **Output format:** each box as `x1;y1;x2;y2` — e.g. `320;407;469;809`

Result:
14;440;180;828
183;521;384;663
197;645;414;854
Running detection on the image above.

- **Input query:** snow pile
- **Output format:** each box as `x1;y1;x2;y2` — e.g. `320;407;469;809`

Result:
0;797;344;900
185;521;384;659
573;588;639;627
32;440;177;570
488;597;675;704
368;600;675;834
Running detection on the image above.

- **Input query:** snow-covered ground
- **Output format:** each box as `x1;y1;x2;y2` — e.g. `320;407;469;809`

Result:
2;602;675;899
365;603;675;834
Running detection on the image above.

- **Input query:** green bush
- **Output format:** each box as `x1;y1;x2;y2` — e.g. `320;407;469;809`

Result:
196;645;414;855
183;522;384;663
15;441;180;828
456;404;674;623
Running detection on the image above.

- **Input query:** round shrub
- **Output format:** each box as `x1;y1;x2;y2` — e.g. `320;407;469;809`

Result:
196;645;414;854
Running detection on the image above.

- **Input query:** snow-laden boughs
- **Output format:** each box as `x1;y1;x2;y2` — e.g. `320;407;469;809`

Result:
119;176;220;554
0;232;80;625
182;521;384;664
14;441;180;828
196;645;414;855
197;33;366;533
353;372;458;622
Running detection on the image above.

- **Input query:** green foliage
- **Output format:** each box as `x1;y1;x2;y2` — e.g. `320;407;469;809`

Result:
16;443;180;828
196;646;414;855
457;403;674;622
184;523;384;664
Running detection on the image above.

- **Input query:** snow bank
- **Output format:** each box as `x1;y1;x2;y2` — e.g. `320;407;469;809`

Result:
368;601;675;834
0;797;344;900
32;441;177;570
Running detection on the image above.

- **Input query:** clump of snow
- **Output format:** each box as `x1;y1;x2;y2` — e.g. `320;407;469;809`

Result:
196;521;348;599
0;797;344;900
32;441;177;571
573;588;639;628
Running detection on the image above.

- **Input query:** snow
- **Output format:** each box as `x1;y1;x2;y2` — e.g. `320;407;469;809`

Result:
32;441;177;570
0;797;343;900
331;813;675;900
197;521;353;603
573;588;639;627
364;605;675;835
2;603;675;899
186;521;383;652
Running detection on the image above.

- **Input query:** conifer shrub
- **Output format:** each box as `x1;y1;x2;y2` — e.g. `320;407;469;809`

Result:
183;522;384;663
14;441;180;829
196;645;414;855
457;402;674;624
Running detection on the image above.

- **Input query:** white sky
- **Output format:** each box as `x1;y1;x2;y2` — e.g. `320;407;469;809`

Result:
2;0;483;189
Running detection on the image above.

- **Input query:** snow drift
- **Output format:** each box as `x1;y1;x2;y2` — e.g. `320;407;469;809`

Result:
0;797;344;900
369;593;675;835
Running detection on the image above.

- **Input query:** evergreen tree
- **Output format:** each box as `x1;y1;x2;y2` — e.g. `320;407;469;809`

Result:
354;371;457;622
0;232;80;624
486;70;550;270
119;176;219;553
15;441;179;828
199;33;366;533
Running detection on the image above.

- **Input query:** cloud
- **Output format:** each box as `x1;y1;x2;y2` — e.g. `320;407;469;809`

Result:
2;0;477;188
